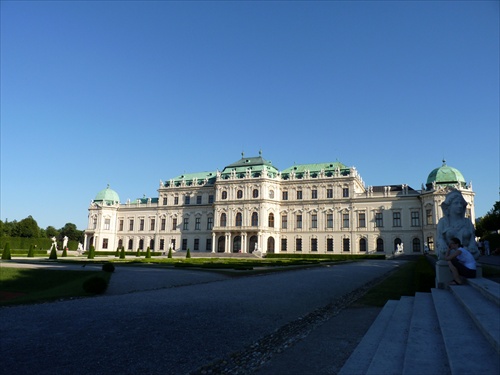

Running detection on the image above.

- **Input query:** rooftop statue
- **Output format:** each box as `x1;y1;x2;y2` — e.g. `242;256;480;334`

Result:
436;190;479;260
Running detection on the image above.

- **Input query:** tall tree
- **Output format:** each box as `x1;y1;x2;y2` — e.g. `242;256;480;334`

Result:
59;223;83;241
17;216;40;238
45;226;59;238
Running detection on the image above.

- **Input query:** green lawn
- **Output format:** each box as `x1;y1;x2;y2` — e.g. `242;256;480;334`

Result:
0;267;111;306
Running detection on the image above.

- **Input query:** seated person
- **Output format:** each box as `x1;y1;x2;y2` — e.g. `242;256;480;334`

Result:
445;237;476;285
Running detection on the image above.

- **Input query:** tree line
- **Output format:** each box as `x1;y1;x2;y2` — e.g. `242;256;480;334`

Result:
0;216;84;242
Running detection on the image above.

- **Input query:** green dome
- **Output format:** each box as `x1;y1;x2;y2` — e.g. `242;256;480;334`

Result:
94;185;120;205
426;160;466;189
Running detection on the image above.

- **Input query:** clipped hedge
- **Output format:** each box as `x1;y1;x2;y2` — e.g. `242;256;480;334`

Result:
0;237;80;250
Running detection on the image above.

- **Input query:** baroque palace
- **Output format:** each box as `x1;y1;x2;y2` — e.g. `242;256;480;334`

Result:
84;153;475;256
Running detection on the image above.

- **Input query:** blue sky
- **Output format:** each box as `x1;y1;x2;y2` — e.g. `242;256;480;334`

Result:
1;1;498;230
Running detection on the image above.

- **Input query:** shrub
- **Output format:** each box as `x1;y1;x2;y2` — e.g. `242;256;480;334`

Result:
49;247;57;260
102;263;115;273
87;245;95;260
167;248;172;258
146;246;151;259
27;244;35;258
82;276;108;294
119;247;125;259
136;248;141;257
62;248;68;257
1;243;12;260
186;248;191;259
115;247;120;257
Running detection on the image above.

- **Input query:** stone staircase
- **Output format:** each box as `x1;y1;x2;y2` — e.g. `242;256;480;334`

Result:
339;278;500;375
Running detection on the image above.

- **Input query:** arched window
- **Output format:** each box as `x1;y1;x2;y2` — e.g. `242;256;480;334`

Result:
269;190;274;199
222;191;228;200
237;190;243;199
139;239;144;250
376;238;384;252
118;239;123;249
149;239;154;250
268;213;274;227
359;238;367;252
128;239;133;250
220;213;227;227
251;212;258;226
236;212;242;227
253;189;259;198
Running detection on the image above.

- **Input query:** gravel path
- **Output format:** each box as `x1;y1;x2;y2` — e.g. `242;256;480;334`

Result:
0;260;405;375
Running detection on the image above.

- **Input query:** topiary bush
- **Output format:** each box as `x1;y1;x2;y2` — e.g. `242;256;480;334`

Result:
167;247;172;258
87;245;95;260
49;246;57;260
136;248;141;257
1;243;12;260
119;247;125;259
115;247;120;257
186;248;191;258
62;248;68;257
102;262;115;273
82;276;108;294
27;244;35;258
146;246;151;259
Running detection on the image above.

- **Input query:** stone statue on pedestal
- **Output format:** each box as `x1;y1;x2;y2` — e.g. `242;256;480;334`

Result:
436;190;479;260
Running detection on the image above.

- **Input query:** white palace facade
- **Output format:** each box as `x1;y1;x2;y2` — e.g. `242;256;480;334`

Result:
84;153;475;256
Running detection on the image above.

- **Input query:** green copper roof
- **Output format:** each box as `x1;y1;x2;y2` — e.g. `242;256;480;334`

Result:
426;160;466;189
220;153;279;179
281;161;349;179
166;171;217;187
94;185;120;205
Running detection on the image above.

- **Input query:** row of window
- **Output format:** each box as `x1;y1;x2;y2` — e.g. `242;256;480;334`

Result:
105;236;422;253
109;210;424;232
162;195;215;206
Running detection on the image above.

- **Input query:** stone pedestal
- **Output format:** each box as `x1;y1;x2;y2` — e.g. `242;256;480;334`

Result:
435;260;482;289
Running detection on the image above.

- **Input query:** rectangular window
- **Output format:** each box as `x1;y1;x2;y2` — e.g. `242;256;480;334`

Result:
296;238;302;251
129;219;134;231
312;189;317;199
93;218;97;229
150;218;155;231
194;238;199;251
327;238;334;252
159;239;165;251
161;218;166;231
182;239;187;250
282;191;288;200
411;211;420;226
358;213;366;228
296;215;302;229
174;196;179;205
311;214;317;229
195;218;201;230
375;213;383;227
183;218;189;230
171;239;176;250
207;217;213;230
297;190;302;200
104;218;110;230
206;239;212;251
208;195;214;204
196;195;202;204
102;238;108;249
343;213;349;228
281;238;287;251
327;189;333;198
185;196;190;205
327;214;333;228
343;188;349;198
139;219;144;231
311;238;318;251
163;197;167;205
393;212;401;227
426;209;433;225
282;215;288;229
172;218;178;230
343;238;350;252
119;219;124;231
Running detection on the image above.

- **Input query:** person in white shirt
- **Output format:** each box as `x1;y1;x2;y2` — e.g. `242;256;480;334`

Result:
445;237;477;285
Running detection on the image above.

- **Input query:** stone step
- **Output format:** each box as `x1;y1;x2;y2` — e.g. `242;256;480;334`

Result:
366;296;414;375
467;277;500;306
449;284;500;354
338;300;398;375
402;292;450;375
431;288;500;374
